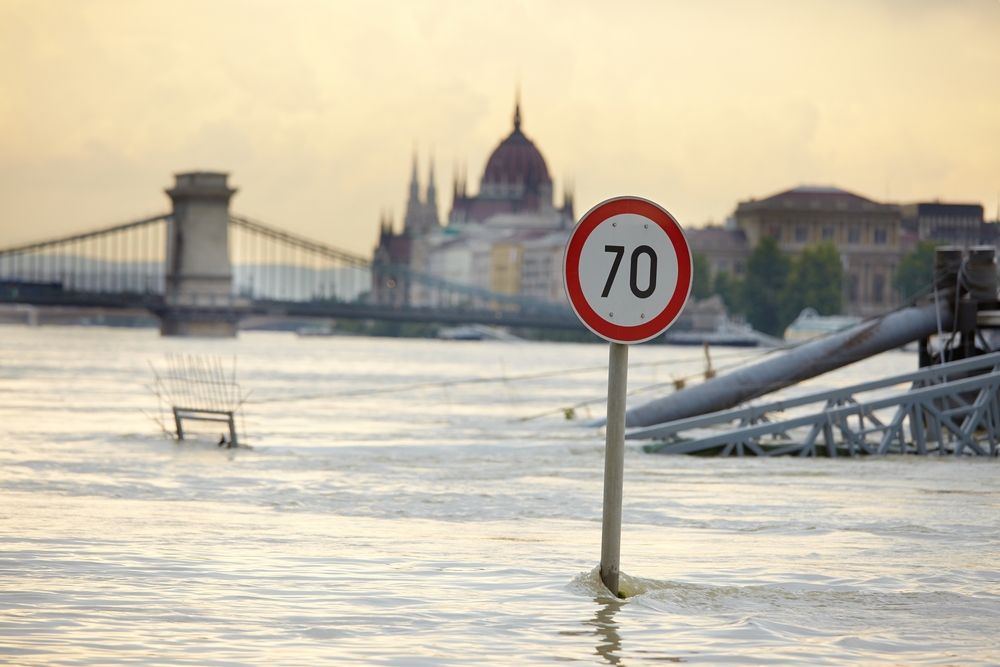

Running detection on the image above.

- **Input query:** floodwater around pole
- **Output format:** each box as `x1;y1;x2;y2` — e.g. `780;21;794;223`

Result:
1;325;998;665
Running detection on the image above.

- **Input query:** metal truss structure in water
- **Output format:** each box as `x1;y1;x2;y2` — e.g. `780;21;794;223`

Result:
632;352;1000;457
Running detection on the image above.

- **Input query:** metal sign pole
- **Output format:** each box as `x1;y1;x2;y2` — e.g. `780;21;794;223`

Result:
601;341;629;596
563;196;691;598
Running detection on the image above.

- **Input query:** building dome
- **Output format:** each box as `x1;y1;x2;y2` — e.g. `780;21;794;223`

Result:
480;104;551;195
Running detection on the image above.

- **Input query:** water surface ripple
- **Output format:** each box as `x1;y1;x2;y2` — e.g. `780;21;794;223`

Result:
1;326;997;665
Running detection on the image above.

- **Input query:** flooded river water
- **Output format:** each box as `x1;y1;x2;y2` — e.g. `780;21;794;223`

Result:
1;325;997;665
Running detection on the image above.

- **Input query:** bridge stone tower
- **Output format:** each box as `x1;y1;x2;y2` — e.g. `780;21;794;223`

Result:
160;172;244;337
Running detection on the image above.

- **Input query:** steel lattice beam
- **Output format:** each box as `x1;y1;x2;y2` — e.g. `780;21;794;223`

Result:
638;353;1000;457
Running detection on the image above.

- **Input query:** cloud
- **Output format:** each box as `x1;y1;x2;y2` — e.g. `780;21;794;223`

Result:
0;0;998;253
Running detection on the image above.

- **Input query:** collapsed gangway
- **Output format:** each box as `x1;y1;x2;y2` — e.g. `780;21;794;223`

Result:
633;352;1000;457
622;245;1000;457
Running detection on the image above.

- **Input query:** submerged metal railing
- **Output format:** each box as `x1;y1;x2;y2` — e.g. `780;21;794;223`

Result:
633;352;1000;457
151;354;248;448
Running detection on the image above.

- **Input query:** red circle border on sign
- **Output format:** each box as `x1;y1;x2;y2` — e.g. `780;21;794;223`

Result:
564;197;692;344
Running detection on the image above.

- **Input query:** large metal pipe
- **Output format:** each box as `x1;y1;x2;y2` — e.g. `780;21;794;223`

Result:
624;302;952;428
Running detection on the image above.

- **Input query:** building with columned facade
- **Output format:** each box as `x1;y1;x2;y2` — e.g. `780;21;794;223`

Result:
734;186;903;317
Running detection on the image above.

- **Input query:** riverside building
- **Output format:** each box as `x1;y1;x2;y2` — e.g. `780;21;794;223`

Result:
734;186;903;318
373;100;575;307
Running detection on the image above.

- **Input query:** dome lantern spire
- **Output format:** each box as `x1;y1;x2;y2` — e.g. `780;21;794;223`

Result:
513;88;521;132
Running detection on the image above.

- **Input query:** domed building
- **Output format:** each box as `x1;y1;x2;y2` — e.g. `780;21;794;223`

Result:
373;100;575;308
449;103;573;227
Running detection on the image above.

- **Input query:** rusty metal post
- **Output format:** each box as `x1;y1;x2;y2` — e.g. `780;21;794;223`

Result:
173;406;184;440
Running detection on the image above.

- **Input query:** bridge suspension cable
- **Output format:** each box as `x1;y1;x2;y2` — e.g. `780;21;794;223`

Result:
0;210;577;327
229;214;573;315
228;214;372;303
0;214;171;295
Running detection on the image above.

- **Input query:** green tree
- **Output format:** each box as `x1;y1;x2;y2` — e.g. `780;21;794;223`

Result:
779;241;843;325
893;241;938;301
742;236;790;336
713;270;743;314
691;253;712;300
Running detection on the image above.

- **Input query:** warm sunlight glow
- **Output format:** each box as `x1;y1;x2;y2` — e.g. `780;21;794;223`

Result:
1;0;998;253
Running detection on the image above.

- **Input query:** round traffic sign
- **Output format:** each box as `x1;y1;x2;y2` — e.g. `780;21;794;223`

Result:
563;197;692;344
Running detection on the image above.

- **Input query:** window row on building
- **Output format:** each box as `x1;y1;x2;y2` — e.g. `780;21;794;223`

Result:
687;186;988;318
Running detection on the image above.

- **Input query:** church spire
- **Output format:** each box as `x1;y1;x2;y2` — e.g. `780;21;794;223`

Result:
424;153;441;228
426;156;437;211
408;151;420;203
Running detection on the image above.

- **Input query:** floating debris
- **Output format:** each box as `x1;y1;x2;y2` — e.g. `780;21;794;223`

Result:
437;324;523;341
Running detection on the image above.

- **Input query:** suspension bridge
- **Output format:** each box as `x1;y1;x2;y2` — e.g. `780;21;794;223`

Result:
0;172;582;336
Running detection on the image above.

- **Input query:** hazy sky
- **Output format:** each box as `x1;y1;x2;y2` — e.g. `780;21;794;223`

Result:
2;0;998;255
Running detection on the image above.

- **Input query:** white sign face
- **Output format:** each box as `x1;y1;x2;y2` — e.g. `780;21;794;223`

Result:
563;197;691;344
576;213;679;327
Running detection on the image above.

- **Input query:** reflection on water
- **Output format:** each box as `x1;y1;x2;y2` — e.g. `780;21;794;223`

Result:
1;326;998;665
590;597;625;666
560;590;627;666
